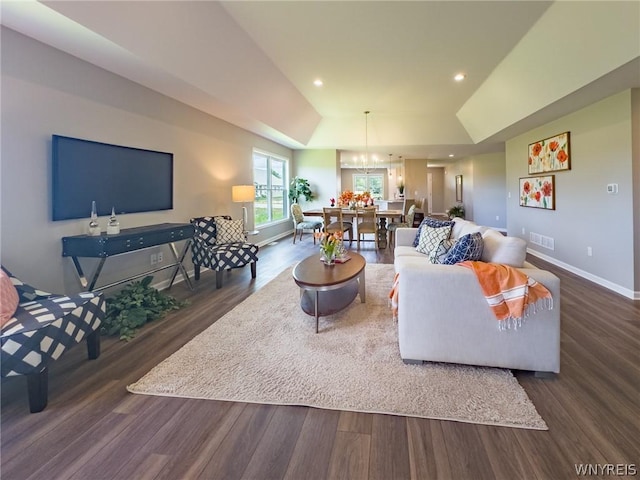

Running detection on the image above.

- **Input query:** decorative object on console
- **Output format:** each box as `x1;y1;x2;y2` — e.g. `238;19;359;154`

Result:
232;185;255;231
88;200;100;236
106;207;120;235
519;175;555;210
528;131;570;174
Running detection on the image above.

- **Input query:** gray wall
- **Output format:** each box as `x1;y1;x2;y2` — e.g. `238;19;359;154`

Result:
1;28;292;294
506;90;636;295
468;152;507;230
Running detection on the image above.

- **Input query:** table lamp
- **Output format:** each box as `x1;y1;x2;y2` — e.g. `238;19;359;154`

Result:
232;185;255;230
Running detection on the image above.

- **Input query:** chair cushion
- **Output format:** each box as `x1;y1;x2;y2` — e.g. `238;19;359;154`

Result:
216;218;245;243
0;270;18;328
442;232;484;265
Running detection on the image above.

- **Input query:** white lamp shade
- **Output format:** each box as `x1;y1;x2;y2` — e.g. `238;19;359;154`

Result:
232;185;255;203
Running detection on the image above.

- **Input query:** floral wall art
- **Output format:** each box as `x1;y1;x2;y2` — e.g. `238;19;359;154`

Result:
528;132;570;174
519;175;555;210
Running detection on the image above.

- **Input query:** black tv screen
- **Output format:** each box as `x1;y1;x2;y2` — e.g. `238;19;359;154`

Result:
52;135;173;221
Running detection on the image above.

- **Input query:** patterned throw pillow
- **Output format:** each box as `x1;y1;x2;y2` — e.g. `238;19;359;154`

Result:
0;269;19;328
416;224;452;256
216;218;245;243
442;232;484;265
428;238;456;264
413;217;454;247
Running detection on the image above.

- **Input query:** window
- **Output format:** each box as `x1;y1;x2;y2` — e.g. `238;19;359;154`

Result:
253;150;289;227
353;174;384;199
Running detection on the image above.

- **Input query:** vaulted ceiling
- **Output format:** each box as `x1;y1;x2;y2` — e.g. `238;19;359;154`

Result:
2;1;639;165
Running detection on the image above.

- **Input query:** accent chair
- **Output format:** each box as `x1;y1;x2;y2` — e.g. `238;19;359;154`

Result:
291;203;323;244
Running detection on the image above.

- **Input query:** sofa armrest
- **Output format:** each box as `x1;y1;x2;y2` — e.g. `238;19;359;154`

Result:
395;228;418;247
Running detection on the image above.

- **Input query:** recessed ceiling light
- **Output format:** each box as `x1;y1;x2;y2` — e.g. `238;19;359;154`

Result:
454;73;466;82
313;79;324;87
449;154;455;157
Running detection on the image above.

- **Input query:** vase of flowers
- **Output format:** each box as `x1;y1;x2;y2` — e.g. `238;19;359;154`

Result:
315;231;343;265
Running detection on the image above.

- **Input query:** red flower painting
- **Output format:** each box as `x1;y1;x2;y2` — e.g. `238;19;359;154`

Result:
520;175;555;210
528;132;570;174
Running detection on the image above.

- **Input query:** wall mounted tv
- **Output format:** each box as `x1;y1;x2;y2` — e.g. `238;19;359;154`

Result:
52;135;174;221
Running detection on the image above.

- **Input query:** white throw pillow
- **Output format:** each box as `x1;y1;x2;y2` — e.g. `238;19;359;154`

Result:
481;229;526;267
216;218;245;243
416;224;451;256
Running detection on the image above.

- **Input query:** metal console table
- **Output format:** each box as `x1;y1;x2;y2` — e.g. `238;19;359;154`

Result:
62;223;194;292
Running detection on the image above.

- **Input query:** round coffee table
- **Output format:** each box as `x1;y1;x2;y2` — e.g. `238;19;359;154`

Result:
292;252;366;333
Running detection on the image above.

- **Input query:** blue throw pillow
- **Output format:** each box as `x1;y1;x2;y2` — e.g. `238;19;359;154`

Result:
413;217;454;247
442;232;484;265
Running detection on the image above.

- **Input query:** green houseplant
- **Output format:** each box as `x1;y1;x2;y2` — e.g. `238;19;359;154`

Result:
288;176;314;203
102;276;187;341
447;204;465;219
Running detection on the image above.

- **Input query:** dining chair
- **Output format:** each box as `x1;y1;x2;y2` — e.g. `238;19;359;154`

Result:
355;206;378;250
388;204;416;248
322;207;353;246
291;204;323;244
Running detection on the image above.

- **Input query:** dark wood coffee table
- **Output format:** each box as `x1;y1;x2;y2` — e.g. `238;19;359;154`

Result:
292;252;366;333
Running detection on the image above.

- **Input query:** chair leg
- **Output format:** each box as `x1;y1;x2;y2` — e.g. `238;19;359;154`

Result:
293;229;297;244
251;261;257;279
27;368;48;413
194;265;201;281
299;229;304;242
216;270;223;289
86;330;101;360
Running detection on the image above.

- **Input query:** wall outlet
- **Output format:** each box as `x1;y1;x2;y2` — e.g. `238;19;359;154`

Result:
150;253;157;265
495;215;500;221
521;227;525;235
587;246;593;257
157;251;163;263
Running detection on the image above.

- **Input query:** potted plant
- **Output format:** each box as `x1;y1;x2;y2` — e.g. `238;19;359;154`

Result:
397;181;405;198
447;204;465;219
288;176;314;204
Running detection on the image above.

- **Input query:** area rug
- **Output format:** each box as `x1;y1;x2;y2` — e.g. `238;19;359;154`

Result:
128;264;547;430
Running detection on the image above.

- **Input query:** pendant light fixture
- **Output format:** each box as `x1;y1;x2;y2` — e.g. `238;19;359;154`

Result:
355;111;377;174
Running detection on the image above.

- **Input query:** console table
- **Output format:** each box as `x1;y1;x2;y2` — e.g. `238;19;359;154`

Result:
62;223;194;292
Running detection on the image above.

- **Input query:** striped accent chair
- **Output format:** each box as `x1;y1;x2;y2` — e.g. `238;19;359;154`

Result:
1;267;105;413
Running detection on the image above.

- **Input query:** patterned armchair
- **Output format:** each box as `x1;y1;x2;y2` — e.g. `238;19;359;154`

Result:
291;203;322;244
190;216;259;289
1;267;105;413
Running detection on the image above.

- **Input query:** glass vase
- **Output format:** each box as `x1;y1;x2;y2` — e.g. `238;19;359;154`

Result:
321;250;336;265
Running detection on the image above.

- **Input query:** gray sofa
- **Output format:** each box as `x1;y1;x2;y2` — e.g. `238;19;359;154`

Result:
393;218;560;373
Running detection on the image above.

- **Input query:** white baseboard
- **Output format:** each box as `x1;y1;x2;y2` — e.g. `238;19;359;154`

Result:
527;249;639;300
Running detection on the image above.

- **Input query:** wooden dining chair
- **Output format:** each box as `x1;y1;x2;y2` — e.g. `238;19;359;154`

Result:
355;206;378;250
322;207;353;246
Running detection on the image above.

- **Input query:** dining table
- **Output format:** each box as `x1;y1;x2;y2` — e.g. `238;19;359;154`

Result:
302;208;405;249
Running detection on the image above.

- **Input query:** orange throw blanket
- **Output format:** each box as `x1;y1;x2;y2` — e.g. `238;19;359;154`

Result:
389;272;400;321
459;261;553;330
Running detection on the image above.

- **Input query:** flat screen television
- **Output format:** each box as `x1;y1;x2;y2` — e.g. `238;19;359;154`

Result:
52;135;174;221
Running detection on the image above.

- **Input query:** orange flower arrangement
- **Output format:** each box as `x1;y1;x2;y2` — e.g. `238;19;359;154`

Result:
314;231;343;261
338;190;354;206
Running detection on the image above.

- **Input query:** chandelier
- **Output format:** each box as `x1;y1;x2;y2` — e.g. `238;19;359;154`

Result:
354;110;378;174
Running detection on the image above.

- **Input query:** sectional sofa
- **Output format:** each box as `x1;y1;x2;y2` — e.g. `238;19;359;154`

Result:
393;217;561;373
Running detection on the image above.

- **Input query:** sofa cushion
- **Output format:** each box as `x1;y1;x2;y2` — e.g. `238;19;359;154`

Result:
481;230;527;267
0;270;19;328
413;217;453;247
216;218;245;243
451;218;487;240
394;245;429;259
442;232;484;265
429;238;456;264
416;225;452;256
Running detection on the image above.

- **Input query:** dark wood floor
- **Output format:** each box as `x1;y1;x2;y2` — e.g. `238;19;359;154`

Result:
2;233;639;480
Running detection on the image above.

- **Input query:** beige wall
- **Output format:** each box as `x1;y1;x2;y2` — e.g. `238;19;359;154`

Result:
506;90;636;296
293;149;340;211
1;28;292;293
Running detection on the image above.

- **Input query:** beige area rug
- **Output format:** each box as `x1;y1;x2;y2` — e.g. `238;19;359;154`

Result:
128;264;547;430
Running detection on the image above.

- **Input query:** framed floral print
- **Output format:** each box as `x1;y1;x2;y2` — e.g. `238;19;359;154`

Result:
519;175;555;210
528;132;570;174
